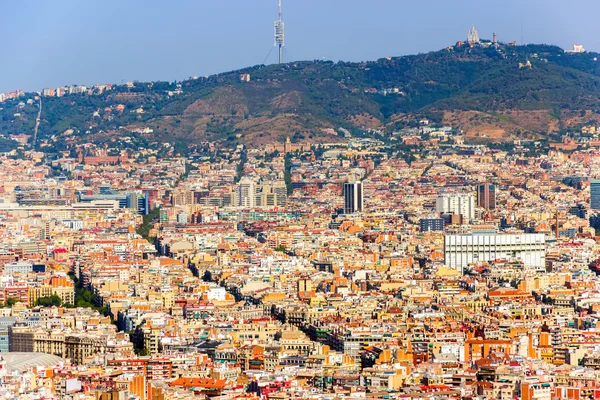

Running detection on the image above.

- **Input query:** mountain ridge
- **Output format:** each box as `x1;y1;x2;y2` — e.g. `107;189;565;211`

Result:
1;43;599;151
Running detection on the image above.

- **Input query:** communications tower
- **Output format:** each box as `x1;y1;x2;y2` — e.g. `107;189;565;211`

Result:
274;0;285;64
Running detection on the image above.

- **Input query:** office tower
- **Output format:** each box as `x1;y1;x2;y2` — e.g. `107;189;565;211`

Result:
477;183;496;210
126;192;139;213
591;180;600;210
271;181;287;207
420;218;444;232
343;182;364;214
237;177;256;208
139;193;149;216
436;193;475;221
124;192;149;215
444;233;546;274
259;181;287;208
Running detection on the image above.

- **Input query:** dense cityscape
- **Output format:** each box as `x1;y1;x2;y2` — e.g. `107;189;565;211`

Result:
0;12;599;400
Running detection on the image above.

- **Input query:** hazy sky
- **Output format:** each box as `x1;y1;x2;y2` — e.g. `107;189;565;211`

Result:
0;0;598;92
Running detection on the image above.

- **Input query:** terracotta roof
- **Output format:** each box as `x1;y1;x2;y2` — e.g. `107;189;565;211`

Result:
170;377;227;390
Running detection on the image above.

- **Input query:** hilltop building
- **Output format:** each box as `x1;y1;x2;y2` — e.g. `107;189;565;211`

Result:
264;137;311;154
467;26;480;45
565;44;585;53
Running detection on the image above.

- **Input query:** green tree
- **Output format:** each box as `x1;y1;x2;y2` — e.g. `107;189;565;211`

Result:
36;294;62;307
137;206;161;241
4;297;17;307
234;150;248;183
284;153;293;195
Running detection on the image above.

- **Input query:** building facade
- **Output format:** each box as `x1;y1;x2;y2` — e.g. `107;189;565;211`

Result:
591;180;600;210
436;193;475;221
237;177;256;208
0;317;16;352
343;182;364;214
444;233;546;274
477;183;496;210
419;218;445;232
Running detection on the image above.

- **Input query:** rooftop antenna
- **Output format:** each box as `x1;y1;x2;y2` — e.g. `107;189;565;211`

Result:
274;0;285;64
520;20;524;46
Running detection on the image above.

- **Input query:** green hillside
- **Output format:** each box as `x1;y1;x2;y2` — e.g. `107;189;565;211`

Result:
0;43;599;150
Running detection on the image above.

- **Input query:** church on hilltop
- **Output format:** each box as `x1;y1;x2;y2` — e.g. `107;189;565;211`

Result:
467;26;480;45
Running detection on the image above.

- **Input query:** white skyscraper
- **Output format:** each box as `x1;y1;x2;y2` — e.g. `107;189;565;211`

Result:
237;177;256;208
436;193;475;222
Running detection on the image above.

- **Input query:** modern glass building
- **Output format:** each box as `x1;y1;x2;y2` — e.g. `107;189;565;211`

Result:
0;317;17;353
590;180;600;210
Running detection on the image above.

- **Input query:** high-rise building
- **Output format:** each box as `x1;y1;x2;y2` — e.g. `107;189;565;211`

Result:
237;177;256;208
436;193;475;221
258;181;287;208
343;182;364;214
591;180;600;210
126;192;139;213
444;233;546;274
271;181;288;207
477;183;496;210
126;192;149;215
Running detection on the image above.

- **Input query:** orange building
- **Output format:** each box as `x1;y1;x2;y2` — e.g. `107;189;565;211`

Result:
464;338;512;362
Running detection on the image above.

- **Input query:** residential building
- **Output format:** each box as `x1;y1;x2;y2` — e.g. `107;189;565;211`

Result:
436;193;475;221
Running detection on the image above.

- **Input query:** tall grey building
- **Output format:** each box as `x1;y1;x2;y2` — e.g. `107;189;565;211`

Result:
591;180;600;210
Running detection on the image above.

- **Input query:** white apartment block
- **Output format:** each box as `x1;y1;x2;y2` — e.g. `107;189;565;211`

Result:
436;193;475;221
444;233;546;274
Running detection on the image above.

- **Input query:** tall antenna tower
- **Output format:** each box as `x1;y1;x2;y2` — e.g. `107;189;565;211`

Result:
274;0;285;64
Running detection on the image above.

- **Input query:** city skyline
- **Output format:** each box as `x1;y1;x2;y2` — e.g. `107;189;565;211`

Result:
0;0;599;93
2;2;600;396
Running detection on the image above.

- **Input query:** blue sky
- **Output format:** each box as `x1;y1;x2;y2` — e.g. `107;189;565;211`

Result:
0;0;598;92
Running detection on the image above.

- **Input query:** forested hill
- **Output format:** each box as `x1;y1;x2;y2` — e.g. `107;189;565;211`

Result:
1;43;600;150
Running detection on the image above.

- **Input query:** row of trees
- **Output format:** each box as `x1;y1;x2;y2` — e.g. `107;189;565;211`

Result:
1;295;65;308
